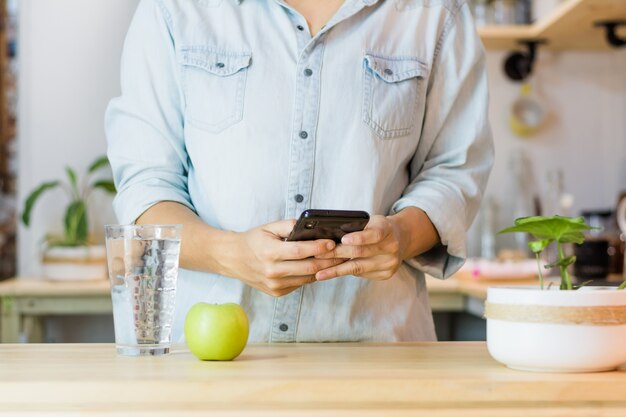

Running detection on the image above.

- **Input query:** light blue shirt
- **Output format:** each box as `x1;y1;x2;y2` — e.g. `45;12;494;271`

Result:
105;0;494;342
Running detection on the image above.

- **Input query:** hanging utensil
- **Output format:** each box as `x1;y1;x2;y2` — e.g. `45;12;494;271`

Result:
509;83;547;138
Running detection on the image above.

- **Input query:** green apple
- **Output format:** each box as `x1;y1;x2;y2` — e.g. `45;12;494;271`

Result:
184;302;249;361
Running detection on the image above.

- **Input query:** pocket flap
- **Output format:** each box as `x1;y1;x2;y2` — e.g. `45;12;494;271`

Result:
180;47;251;76
364;54;428;83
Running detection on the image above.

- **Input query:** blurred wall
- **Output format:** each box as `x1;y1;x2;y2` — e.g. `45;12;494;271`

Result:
17;0;139;342
17;0;139;277
470;49;626;256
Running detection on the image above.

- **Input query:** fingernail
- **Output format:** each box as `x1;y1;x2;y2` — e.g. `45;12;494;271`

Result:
326;242;335;250
316;272;327;281
341;236;352;245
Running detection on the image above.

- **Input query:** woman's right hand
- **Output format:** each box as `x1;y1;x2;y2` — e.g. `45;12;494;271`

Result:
220;220;345;297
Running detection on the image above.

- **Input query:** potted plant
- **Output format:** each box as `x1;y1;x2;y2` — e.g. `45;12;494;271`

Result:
485;215;626;372
21;156;116;281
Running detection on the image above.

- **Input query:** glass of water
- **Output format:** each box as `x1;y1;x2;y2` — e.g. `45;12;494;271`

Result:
104;224;182;356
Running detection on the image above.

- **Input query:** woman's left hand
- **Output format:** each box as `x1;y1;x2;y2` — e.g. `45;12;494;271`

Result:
314;215;403;281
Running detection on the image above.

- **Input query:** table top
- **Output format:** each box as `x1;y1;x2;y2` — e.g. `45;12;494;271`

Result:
0;275;539;299
0;343;624;416
0;277;110;296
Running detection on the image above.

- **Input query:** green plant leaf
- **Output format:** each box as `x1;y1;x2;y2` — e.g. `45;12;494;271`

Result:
91;180;116;194
544;255;576;269
21;181;60;226
498;216;597;242
618;281;626;290
64;200;88;246
558;231;587;244
65;166;79;198
528;239;552;253
499;216;595;291
88;156;110;174
573;280;593;290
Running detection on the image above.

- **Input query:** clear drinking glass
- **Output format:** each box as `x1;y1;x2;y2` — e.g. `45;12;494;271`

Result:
104;224;182;356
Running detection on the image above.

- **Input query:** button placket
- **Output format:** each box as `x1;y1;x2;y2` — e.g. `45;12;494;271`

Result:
269;0;373;343
269;14;326;343
290;46;323;211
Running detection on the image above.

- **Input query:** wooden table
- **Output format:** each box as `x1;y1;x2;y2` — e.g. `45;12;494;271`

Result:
0;276;538;343
0;343;624;416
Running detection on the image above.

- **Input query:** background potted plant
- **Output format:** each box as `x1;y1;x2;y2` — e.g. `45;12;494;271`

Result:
485;215;626;372
21;156;116;281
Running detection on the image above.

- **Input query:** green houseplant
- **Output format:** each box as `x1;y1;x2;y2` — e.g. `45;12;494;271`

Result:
21;156;116;281
484;215;626;373
498;215;597;290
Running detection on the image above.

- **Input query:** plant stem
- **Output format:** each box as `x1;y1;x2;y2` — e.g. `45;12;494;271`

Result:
535;252;544;290
60;183;73;200
557;241;572;290
80;175;87;201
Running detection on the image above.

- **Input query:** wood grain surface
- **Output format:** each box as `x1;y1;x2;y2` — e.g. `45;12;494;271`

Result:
0;343;625;416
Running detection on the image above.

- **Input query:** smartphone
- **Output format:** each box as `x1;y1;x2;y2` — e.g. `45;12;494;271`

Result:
286;209;370;243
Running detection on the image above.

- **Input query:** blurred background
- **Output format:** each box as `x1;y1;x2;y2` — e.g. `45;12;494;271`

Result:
0;0;624;343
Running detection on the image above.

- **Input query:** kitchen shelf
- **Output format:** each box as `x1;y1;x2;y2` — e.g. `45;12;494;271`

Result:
479;0;626;50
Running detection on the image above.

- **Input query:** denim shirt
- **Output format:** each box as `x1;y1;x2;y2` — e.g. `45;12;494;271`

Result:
105;0;494;342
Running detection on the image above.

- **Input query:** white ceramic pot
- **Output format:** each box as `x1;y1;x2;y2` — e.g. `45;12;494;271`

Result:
486;286;626;372
42;245;107;281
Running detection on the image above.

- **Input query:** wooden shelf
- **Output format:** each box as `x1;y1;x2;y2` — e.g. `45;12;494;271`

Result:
479;0;626;50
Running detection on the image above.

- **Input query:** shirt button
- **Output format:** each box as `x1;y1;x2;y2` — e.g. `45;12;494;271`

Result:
297;25;304;31
216;62;225;69
304;68;313;77
279;323;289;332
299;131;308;139
384;68;393;76
295;194;304;203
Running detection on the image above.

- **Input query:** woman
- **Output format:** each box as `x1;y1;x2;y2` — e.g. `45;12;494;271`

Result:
105;0;494;343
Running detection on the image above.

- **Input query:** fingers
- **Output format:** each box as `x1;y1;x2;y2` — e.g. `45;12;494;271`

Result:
259;239;335;262
259;259;346;297
261;274;323;298
315;255;398;281
316;243;378;260
341;225;388;246
268;275;316;290
316;237;399;260
263;284;305;298
265;258;345;279
315;257;374;281
279;240;336;261
282;258;345;276
263;219;297;238
261;219;336;261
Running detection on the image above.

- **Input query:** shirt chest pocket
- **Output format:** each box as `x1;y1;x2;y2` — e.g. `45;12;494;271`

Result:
179;47;252;133
362;54;429;139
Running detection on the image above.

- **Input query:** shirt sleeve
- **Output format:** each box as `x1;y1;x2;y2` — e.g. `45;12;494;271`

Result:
390;4;494;279
105;0;195;225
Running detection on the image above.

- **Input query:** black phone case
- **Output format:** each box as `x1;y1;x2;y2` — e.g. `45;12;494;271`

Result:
286;210;370;243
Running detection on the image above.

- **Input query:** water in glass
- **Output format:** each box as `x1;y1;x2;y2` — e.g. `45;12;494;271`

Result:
106;225;181;356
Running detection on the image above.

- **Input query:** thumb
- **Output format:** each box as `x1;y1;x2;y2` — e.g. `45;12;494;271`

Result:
263;219;297;239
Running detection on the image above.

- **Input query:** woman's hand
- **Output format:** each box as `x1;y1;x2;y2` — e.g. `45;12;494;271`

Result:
314;215;402;281
221;220;344;297
314;208;440;281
